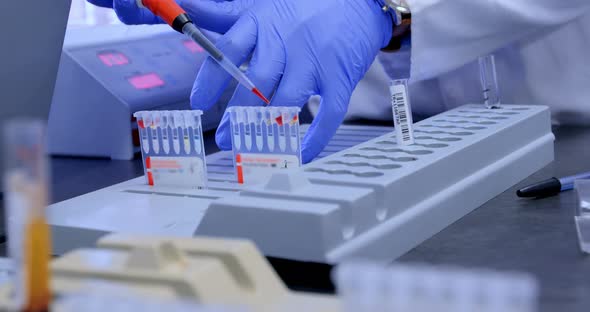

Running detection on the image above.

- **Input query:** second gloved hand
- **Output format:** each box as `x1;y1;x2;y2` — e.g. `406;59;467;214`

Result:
191;0;393;163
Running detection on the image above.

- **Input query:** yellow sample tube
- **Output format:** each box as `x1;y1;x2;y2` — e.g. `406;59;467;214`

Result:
3;120;52;312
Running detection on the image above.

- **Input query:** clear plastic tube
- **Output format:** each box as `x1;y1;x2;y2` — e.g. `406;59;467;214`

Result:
2;119;52;311
479;54;501;109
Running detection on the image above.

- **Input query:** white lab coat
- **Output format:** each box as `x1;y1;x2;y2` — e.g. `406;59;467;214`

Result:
312;0;590;125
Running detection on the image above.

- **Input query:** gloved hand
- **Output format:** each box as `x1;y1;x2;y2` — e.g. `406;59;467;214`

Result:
88;0;393;163
85;0;247;33
193;0;393;163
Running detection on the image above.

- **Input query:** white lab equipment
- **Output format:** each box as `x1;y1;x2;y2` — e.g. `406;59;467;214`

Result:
0;0;70;193
574;180;590;253
333;261;539;312
45;105;554;263
47;25;230;160
54;294;245;312
228;107;302;185
134;110;207;189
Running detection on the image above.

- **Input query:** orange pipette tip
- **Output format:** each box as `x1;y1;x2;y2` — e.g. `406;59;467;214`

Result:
252;88;270;105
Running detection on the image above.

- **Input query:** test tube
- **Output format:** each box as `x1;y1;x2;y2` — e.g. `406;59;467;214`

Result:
171;112;181;154
229;109;242;151
3;120;52;312
150;112;160;154
275;108;287;152
244;108;254;151
287;109;300;153
160;113;170;155
191;111;204;155
265;109;275;152
137;112;150;154
479;54;501;109
254;108;264;152
179;112;191;155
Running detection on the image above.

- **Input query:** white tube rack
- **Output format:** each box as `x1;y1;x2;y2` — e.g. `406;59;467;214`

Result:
48;105;553;263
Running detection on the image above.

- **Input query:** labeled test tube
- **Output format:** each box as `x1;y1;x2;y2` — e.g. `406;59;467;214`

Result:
390;79;415;146
479;54;501;109
3;120;52;312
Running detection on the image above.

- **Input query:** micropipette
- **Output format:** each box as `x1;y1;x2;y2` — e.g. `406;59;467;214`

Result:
137;0;270;104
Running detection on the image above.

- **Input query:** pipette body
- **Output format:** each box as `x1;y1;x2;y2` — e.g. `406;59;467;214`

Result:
137;0;270;104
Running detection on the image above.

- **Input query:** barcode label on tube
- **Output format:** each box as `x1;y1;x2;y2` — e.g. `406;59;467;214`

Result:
390;80;415;145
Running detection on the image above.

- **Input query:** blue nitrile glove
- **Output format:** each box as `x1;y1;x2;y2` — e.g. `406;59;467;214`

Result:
85;0;246;33
191;0;393;163
88;0;393;163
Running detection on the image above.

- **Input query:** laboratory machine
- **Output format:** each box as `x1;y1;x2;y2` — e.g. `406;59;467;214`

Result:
0;0;71;230
0;0;70;183
47;104;554;264
47;25;231;160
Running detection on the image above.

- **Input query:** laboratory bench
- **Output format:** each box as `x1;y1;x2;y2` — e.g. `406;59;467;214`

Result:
1;125;589;311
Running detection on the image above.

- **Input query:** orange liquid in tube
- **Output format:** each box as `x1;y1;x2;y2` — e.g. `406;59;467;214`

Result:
23;216;51;312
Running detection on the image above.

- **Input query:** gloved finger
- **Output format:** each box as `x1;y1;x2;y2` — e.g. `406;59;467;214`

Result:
301;87;351;163
113;0;162;25
180;0;253;34
190;14;257;111
215;35;287;150
87;0;113;8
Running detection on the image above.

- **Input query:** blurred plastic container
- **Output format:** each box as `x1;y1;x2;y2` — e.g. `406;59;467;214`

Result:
575;179;590;253
333;261;539;312
134;110;207;189
54;293;248;312
3;120;52;311
227;106;302;185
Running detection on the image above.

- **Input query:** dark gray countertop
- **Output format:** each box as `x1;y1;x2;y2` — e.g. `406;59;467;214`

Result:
399;126;590;312
1;125;589;311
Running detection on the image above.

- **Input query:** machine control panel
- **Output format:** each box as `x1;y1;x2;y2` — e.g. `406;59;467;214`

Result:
67;29;208;111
